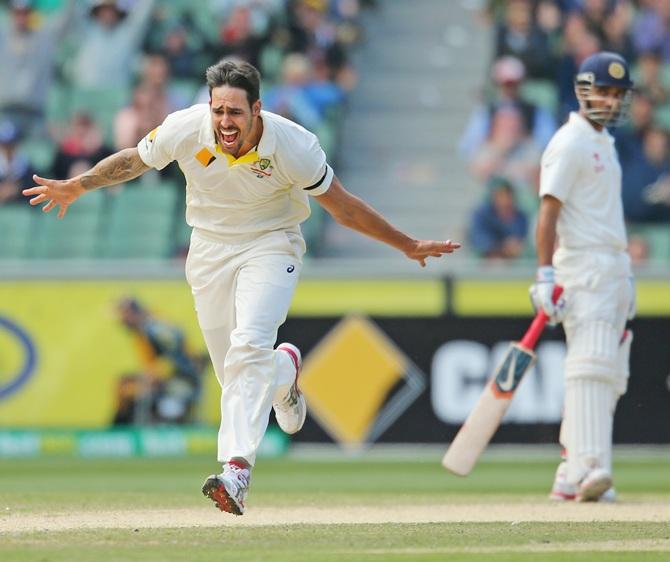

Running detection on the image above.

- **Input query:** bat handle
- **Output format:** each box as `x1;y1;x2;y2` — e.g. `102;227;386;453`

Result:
520;285;564;350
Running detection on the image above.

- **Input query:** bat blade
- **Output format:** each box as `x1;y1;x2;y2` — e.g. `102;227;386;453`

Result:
442;343;537;476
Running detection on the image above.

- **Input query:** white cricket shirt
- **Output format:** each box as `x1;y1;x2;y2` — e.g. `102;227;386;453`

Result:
540;112;627;252
137;105;333;239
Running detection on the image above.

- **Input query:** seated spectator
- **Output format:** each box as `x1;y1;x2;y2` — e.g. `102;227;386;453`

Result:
634;49;670;108
468;104;542;194
620;126;670;223
159;23;208;83
600;0;635;62
631;1;670;63
288;0;357;90
494;0;556;80
468;176;529;259
262;52;344;131
459;56;556;160
51;113;113;180
113;86;170;150
615;89;655;163
207;4;268;69
555;14;601;119
137;52;190;111
0;120;35;205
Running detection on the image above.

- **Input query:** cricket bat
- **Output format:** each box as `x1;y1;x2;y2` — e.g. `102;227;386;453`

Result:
442;286;563;476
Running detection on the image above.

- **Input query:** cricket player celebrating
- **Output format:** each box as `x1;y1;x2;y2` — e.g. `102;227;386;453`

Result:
23;59;461;515
531;52;635;502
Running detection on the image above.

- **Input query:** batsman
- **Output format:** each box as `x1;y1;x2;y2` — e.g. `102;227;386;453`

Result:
531;52;636;502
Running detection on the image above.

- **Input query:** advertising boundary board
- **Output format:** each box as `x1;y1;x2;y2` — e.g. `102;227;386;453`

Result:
278;316;670;446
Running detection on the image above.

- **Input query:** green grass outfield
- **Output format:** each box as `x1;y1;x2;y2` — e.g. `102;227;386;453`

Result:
1;450;669;561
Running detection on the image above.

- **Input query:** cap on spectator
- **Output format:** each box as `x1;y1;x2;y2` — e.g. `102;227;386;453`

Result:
10;0;34;11
90;0;127;17
492;56;526;84
487;175;515;194
0;120;20;145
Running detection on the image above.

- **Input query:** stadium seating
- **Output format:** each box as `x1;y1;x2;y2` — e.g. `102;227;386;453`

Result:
29;188;106;259
99;180;179;259
0;205;34;259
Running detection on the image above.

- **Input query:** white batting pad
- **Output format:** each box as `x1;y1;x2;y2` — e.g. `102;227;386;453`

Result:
565;320;619;382
564;378;613;485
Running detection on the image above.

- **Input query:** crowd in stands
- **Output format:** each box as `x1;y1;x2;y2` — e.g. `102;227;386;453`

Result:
465;0;670;264
0;0;371;259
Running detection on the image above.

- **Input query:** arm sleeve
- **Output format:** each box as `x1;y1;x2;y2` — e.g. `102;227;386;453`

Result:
539;138;580;203
284;132;334;196
136;115;177;171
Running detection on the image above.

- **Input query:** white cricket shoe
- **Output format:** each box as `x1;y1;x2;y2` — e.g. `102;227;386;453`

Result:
549;461;577;501
599;487;617;502
549;461;617;502
201;462;250;515
273;342;306;435
577;468;612;502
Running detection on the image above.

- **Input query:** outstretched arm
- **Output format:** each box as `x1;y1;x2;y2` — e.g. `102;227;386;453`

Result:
23;148;150;218
315;175;461;266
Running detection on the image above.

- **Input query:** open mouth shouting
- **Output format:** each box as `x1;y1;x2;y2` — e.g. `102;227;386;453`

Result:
219;128;240;150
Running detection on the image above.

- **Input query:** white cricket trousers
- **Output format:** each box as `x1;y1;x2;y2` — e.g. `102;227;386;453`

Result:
555;247;633;484
185;228;305;466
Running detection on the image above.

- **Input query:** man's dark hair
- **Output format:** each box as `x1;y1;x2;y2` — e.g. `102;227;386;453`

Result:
206;59;261;107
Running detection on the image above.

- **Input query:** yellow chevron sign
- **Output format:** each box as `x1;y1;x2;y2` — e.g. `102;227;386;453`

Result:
299;315;425;448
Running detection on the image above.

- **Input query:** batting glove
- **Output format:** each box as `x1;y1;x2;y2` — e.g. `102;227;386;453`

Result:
529;265;566;325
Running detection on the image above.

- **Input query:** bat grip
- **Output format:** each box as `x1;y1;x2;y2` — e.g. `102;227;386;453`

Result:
520;285;564;350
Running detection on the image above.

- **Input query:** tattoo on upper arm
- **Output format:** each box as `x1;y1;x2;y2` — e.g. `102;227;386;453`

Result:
80;149;150;190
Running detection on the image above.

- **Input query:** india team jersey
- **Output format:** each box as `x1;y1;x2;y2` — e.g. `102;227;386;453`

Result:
540;112;627;252
137;105;333;238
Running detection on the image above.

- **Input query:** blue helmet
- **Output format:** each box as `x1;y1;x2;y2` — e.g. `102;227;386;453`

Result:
574;52;633;127
575;51;633;89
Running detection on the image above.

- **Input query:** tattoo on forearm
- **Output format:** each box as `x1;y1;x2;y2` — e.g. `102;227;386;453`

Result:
80;149;149;190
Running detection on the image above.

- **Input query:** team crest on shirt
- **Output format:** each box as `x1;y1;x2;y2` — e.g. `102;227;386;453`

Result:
143;127;159;149
593;152;605;173
250;158;273;178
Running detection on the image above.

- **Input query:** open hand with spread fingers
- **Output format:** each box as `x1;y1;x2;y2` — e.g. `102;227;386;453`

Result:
405;239;462;267
22;174;85;219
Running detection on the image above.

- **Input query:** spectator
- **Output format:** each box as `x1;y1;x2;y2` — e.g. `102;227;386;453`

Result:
0;0;76;138
137;52;191;111
614;89;655;163
631;0;670;62
113;85;170;150
469;104;542;193
70;0;156;91
634;48;670;107
262;52;344;131
51;113;113;180
621;126;670;223
159;23;208;83
207;4;269;69
494;0;556;80
459;56;557;160
468;176;529;259
600;0;635;62
0;120;35;205
555;14;601;119
287;0;356;89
